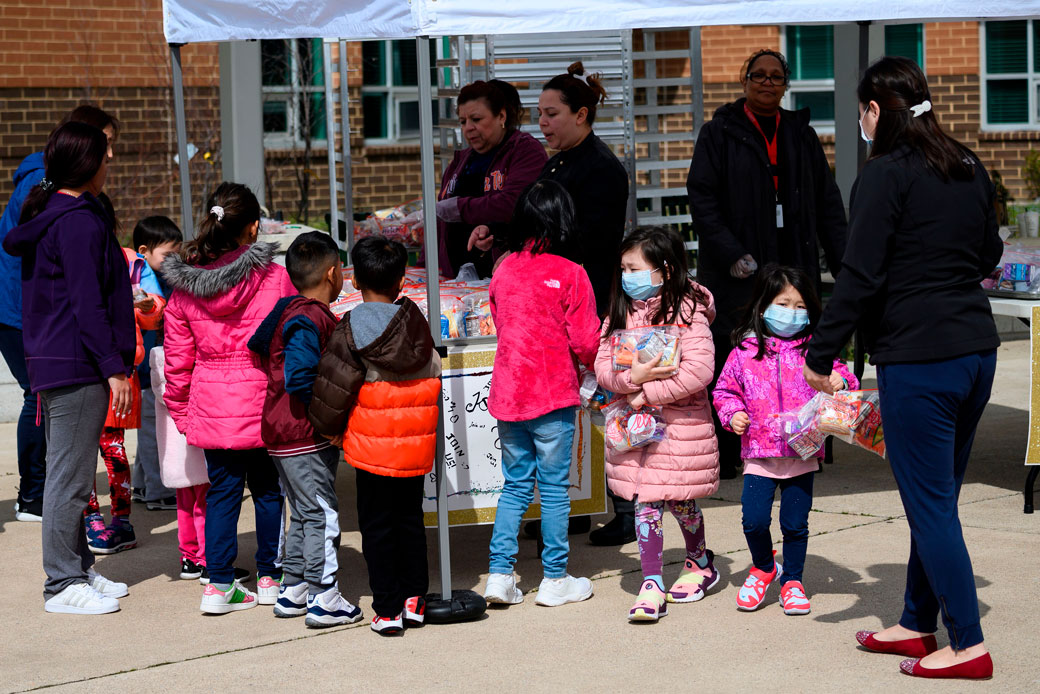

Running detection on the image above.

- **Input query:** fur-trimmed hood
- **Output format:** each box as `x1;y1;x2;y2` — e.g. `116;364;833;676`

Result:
161;242;280;317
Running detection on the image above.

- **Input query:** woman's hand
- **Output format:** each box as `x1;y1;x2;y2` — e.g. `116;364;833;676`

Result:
627;390;647;410
803;364;835;394
468;225;494;252
730;411;750;435
629;352;677;385
107;373;132;419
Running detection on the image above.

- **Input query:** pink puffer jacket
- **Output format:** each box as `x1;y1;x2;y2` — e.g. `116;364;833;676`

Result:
161;242;295;450
713;335;858;460
594;285;719;502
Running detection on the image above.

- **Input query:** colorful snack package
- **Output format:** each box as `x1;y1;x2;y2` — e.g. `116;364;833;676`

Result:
610;326;682;371
835;390;886;458
602;399;666;452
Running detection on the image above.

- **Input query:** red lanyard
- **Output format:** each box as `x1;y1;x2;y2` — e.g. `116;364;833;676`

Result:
744;103;780;192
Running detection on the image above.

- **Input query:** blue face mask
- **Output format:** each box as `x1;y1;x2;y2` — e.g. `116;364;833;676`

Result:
621;269;663;301
763;304;809;338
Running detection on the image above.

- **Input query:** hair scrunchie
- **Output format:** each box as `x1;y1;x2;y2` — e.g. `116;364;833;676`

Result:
39;178;55;192
210;205;225;221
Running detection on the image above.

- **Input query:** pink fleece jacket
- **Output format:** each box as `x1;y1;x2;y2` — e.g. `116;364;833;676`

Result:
594;286;720;502
713;335;858;461
488;249;600;422
161;243;296;450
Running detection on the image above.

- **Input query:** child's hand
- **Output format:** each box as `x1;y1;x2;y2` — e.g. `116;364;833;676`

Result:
325;434;343;448
627;390;647;410
630;352;676;385
134;296;156;313
829;372;847;392
730;411;750;435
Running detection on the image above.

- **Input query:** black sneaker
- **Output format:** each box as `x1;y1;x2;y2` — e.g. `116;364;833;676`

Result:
180;558;203;580
131;487;146;503
14;495;43;522
199;566;251;585
146;496;177;511
589;513;636;546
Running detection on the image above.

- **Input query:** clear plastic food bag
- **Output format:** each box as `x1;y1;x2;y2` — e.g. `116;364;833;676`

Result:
834;390;886;458
610;326;682;371
603;399;666;452
781;392;883;459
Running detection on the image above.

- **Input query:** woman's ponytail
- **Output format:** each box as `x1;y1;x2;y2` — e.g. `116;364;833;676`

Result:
543;60;608;124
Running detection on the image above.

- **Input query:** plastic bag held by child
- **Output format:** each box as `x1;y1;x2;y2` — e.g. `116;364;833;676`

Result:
781;391;885;459
610;326;682;371
603;398;666;452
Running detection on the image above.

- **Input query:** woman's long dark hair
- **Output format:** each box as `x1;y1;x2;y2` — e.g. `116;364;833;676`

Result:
182;182;261;265
604;226;709;336
19;122;108;224
731;264;821;360
858;56;974;181
507;180;575;255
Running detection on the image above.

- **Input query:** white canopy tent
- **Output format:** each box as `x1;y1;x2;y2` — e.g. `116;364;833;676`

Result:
162;0;1040;617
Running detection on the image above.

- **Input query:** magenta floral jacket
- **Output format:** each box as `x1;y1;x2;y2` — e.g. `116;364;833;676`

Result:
713;335;857;460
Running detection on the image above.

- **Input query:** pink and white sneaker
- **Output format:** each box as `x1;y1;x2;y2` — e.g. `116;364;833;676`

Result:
779;581;811;615
200;581;257;614
736;550;782;612
256;575;282;605
628;579;668;622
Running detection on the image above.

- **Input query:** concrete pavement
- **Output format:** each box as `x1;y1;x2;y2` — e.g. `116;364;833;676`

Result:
0;339;1037;693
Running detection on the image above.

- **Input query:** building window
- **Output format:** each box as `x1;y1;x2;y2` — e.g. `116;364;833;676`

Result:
785;25;835;130
885;24;924;67
261;39;327;148
981;20;1040;128
361;40;440;143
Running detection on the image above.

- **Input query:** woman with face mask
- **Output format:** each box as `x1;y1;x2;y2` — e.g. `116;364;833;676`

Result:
436;79;547;279
804;57;1003;681
686;49;849;480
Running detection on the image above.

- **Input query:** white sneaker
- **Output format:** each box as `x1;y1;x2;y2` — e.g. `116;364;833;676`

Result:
273;581;310;618
87;570;128;599
484;572;524;605
44;583;120;615
305;585;363;628
200;580;257;614
256;575;282;605
534;575;593;607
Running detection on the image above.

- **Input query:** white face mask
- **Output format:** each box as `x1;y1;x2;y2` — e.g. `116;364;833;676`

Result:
859;108;873;145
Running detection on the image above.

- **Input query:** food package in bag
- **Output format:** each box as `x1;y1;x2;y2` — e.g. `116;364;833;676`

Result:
463;291;496;336
602;399;666;452
610;325;682;371
835;390;886;458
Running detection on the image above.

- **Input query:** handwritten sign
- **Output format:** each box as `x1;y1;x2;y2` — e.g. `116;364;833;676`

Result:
423;345;606;527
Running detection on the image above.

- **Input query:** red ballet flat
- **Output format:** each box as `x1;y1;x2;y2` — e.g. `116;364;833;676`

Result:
855;630;938;657
899;652;993;680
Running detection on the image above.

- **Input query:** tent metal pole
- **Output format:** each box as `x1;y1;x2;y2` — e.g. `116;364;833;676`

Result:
417;35;451;598
170;43;194;240
323;40;340;248
689;27;704;139
339;39;355;254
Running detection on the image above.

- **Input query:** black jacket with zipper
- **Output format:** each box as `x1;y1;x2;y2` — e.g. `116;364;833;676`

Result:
686;98;848;336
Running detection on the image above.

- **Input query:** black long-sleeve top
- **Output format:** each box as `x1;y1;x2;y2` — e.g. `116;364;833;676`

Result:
806;145;1003;374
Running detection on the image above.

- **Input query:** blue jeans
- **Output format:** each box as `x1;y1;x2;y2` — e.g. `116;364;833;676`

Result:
0;324;46;502
741;471;814;584
488;407;575;579
878;349;995;650
203;448;284;585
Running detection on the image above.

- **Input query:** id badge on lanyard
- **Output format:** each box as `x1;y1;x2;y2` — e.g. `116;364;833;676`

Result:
744;103;783;229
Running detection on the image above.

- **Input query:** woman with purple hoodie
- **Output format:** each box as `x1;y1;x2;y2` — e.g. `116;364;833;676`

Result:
3;122;135;615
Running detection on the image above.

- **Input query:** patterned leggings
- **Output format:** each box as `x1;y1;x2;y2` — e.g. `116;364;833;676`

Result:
84;427;132;519
635;499;706;579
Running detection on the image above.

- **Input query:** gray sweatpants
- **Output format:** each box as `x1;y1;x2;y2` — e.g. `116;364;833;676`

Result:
272;447;341;592
40;383;109;600
132;386;173;501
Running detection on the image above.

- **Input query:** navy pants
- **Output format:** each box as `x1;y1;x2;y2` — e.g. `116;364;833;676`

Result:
204;448;284;585
877;349;996;650
741;471;814;584
0;324;46;502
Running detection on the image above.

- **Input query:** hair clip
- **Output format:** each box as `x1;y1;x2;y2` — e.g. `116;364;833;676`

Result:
909;100;932;118
573;72;590;86
39;178;54;192
210;205;225;221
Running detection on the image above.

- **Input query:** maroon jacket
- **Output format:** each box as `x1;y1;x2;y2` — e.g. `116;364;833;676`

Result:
249;296;338;455
437;129;547;278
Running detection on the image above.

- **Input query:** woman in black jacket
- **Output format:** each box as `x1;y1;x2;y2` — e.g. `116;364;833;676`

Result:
687;49;847;478
804;57;1001;681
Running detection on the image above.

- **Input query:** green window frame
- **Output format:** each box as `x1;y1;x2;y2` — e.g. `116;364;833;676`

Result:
981;20;1040;128
361;39;443;142
261;38;327;146
785;25;836;129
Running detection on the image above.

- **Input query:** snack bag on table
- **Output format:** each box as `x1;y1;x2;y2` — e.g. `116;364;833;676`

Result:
603;398;665;452
463;291;496;337
610;326;682;371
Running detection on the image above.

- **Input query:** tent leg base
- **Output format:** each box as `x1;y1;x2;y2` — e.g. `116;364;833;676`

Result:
424;590;487;624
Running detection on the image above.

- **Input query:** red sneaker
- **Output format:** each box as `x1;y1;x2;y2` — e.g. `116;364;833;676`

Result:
403;596;425;627
736;550;782;612
371;613;404;636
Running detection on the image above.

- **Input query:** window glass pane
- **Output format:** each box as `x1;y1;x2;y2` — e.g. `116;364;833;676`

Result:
987;79;1028;123
362;42;386;86
787;26;834;81
263;100;288;133
300;93;327;140
1034;20;1040;72
793;91;835;121
296;38;324;88
986;21;1027;74
397;100;420;136
393;40;418;86
885;24;923;66
261;40;290;86
362;93;388;138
